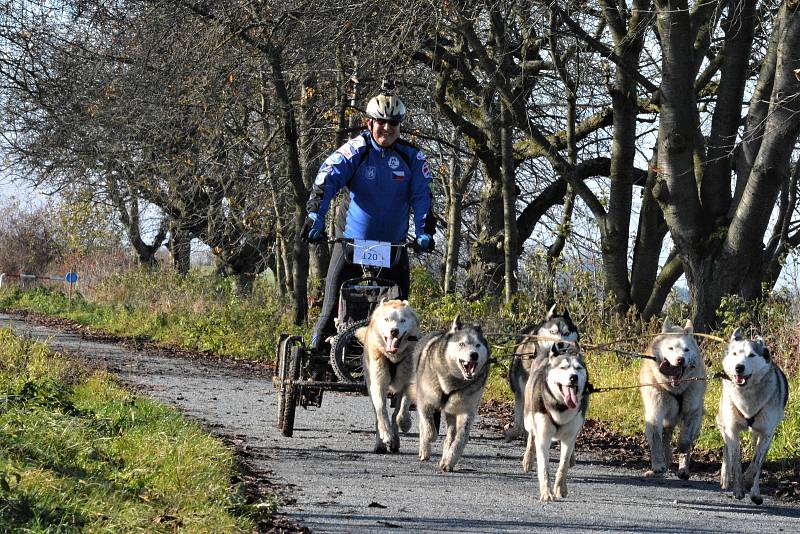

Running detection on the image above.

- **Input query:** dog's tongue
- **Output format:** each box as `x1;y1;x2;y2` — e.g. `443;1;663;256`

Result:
561;385;578;410
734;374;747;385
658;360;683;378
385;336;400;354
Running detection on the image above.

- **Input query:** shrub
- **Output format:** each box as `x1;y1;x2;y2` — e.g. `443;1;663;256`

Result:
0;200;62;276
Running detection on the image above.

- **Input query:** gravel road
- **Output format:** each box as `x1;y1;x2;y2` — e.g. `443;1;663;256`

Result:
2;312;799;533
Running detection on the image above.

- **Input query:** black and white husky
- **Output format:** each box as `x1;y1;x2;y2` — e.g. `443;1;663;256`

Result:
717;328;788;505
414;316;490;472
505;305;580;442
522;341;589;502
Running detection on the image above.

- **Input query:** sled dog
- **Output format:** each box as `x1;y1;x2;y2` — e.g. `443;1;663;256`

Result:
639;319;706;478
414;316;490;471
717;328;788;504
505;304;579;441
522;341;589;502
356;299;420;453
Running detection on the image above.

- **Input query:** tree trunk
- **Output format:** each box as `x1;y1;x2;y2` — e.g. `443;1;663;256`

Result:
466;158;505;297
500;103;518;303
299;72;328;300
599;0;651;314
443;133;467;294
169;218;191;276
701;0;756;224
631;150;669;313
292;209;309;325
267;47;309;324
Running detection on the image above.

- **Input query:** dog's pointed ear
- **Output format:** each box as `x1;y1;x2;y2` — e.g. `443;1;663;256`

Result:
410;308;421;329
661;317;673;332
549;341;565;359
562;307;571;322
683;320;694;334
450;315;463;332
546;303;557;320
380;297;388;305
731;328;744;342
402;300;409;305
472;322;483;334
754;336;769;360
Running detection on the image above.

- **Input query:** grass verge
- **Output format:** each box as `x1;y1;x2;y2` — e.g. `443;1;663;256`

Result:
0;328;273;532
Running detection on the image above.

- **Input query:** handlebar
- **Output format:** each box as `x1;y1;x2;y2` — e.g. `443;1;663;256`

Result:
327;237;418;268
326;237;414;248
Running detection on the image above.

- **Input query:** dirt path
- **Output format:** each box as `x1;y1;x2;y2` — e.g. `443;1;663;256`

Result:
3;312;799;533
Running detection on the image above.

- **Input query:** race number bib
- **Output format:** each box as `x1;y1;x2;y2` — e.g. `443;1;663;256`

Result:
353;240;391;268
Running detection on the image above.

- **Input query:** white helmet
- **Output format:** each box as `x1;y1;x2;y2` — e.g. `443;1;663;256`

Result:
366;93;406;121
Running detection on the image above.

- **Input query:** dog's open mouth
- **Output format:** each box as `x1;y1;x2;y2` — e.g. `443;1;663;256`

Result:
384;333;403;354
459;360;478;379
733;373;751;386
560;384;579;410
658;360;685;386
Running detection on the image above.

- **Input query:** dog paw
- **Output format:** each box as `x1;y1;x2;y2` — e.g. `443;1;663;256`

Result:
743;469;755;491
644;468;665;478
750;493;763;505
390;436;400;453
677;468;690;480
522;458;532;473
504;426;523;442
419;449;430;462
539;490;554;503
398;414;412;434
734;487;745;500
555;482;568;499
439;456;454;472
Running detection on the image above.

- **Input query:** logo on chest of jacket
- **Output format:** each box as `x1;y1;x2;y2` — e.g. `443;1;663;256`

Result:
364;166;377;180
388;156;400;170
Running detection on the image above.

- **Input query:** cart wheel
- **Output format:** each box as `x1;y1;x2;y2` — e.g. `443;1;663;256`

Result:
276;336;301;429
330;319;369;383
281;346;303;437
275;334;289;373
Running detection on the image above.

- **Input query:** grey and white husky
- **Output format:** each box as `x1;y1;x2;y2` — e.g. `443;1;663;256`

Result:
505;305;580;442
414;316;490;472
639;319;706;479
522;341;589;502
717;328;788;505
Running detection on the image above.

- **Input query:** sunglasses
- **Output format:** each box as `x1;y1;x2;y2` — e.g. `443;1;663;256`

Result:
374;118;401;127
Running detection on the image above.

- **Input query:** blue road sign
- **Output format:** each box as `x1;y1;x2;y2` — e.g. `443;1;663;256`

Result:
65;271;78;284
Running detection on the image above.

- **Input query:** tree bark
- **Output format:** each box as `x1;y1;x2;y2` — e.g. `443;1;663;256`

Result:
500;102;518;303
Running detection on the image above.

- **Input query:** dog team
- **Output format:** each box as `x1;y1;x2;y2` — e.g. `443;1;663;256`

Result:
352;299;788;504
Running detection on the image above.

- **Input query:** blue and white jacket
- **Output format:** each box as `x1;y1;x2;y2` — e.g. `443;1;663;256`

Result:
306;131;434;242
